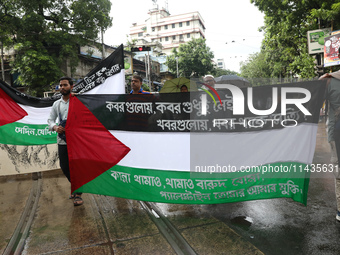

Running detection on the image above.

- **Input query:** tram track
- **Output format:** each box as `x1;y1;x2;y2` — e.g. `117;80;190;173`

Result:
3;176;197;255
91;195;198;254
139;201;197;255
3;173;42;255
3;173;251;255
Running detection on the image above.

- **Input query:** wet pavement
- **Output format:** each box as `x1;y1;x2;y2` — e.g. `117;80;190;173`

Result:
1;122;340;255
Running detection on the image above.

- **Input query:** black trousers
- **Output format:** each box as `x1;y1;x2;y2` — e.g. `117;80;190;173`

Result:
58;144;82;195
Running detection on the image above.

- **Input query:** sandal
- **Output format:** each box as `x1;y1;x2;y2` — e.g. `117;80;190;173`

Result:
69;194;76;199
73;196;84;206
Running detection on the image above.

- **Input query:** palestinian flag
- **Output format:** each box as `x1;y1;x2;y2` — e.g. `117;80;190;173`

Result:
0;44;125;146
68;80;326;205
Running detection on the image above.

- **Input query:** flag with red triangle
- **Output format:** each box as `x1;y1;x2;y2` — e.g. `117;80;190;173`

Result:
66;95;130;193
0;86;27;126
67;80;326;205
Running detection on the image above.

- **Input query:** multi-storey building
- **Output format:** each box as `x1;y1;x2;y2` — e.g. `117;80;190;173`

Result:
129;6;206;55
216;58;225;69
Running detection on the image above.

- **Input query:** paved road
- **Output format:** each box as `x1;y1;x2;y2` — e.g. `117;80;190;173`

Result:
1;122;340;254
154;122;340;254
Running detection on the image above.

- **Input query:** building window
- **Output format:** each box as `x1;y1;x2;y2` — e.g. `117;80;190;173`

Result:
179;34;183;40
186;21;190;26
152;27;155;32
179;22;182;27
187;33;190;38
138;32;143;37
172;35;176;40
165;25;168;30
158;26;161;31
159;38;162;42
172;24;175;28
165;37;169;41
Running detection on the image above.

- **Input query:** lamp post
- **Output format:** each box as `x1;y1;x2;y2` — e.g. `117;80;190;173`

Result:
145;54;148;84
1;41;4;81
176;57;179;78
101;28;105;59
148;50;152;91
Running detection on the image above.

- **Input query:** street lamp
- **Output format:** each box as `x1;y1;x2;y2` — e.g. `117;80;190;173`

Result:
1;41;4;81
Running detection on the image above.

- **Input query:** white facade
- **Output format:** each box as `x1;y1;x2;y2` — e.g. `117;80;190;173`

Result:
130;7;206;55
216;58;225;69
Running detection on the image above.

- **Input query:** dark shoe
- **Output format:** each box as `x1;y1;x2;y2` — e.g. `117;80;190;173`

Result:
69;193;82;199
73;196;84;206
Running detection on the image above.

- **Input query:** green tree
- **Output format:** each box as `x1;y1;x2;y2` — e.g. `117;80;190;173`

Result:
166;38;214;78
212;68;239;77
249;0;340;79
0;0;112;96
240;51;272;78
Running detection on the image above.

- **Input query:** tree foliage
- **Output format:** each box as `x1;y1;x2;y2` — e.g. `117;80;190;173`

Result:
0;0;112;96
165;38;214;78
240;51;272;78
244;0;340;79
212;68;239;77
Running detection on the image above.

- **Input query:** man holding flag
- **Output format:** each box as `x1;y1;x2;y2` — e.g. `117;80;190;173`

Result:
48;76;83;206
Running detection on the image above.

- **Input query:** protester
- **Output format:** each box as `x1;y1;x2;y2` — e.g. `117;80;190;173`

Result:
127;74;152;130
180;85;188;92
319;47;340;220
203;75;216;89
130;75;150;94
47;76;83;206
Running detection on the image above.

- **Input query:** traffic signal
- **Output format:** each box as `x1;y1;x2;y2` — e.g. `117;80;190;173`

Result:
131;46;151;52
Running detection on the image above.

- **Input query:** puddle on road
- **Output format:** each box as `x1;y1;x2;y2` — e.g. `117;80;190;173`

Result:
230;216;253;230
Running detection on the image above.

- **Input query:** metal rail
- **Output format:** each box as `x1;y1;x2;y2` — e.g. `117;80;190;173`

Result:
3;175;42;255
139;201;197;255
4;178;195;255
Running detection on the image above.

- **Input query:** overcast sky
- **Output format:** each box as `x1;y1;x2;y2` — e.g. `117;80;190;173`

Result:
104;0;265;73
